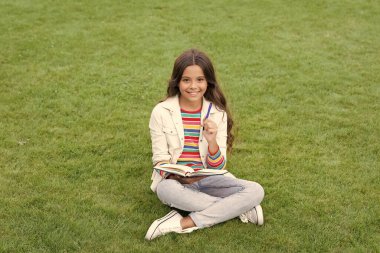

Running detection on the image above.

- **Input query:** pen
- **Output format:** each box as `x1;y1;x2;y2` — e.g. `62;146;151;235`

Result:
205;103;212;119
203;103;212;131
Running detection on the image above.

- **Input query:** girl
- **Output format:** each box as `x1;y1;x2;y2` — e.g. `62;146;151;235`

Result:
145;49;265;240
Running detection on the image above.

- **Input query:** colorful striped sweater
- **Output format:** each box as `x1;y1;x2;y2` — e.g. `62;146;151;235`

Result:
158;107;226;177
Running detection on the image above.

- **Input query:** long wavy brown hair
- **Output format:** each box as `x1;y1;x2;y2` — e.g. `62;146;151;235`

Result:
166;49;234;152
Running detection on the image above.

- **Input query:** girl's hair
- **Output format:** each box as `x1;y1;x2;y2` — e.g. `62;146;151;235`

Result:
166;48;234;152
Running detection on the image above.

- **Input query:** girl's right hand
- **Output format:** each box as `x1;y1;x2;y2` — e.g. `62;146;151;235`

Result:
202;118;218;143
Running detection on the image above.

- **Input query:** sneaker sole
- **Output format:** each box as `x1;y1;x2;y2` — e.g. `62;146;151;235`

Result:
255;205;264;226
145;210;179;240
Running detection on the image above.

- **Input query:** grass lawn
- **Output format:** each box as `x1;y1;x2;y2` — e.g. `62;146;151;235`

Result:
1;0;379;252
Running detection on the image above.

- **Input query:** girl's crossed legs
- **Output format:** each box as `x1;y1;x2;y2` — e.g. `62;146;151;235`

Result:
156;175;264;229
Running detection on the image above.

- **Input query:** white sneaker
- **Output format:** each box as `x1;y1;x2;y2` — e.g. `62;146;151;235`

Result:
239;205;264;225
145;210;198;240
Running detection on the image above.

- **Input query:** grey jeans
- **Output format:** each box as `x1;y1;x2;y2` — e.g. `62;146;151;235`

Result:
156;175;265;228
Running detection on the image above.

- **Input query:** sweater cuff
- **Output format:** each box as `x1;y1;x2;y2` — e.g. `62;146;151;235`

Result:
208;145;220;156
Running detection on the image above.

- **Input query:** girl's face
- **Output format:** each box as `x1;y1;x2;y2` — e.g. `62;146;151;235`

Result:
178;65;207;108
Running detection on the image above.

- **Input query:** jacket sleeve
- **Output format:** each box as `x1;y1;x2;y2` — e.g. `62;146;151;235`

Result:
216;111;228;161
205;110;228;169
149;105;171;165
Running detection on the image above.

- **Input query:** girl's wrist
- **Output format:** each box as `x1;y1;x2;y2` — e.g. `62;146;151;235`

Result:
207;139;217;146
208;141;219;154
208;145;219;156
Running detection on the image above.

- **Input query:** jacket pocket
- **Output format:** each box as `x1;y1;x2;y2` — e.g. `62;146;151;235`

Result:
162;127;181;150
162;127;177;135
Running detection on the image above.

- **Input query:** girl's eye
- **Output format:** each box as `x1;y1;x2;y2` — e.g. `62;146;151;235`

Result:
182;78;190;83
197;78;205;82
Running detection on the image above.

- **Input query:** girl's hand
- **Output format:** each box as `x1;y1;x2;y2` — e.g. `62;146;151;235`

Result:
202;118;218;143
167;174;207;184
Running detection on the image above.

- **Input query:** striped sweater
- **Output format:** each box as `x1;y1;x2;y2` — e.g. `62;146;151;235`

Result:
158;107;226;177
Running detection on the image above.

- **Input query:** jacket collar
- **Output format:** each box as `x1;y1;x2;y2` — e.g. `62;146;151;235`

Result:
161;95;216;115
161;95;217;147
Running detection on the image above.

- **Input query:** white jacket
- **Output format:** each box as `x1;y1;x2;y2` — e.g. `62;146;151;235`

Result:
149;95;233;192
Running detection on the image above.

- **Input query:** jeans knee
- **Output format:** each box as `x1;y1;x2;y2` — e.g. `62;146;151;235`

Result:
156;179;182;204
156;179;172;202
248;182;265;205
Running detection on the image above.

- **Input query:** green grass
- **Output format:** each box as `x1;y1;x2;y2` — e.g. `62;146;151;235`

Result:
1;0;379;252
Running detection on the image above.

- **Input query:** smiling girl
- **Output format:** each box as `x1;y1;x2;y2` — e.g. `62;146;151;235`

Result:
145;49;265;240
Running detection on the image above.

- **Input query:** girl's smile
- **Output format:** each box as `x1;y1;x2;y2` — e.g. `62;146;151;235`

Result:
179;65;207;109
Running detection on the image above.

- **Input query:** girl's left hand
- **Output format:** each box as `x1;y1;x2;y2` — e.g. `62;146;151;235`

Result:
202;118;217;143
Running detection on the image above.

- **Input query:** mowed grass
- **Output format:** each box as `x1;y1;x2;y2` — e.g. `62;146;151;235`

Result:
0;0;379;252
